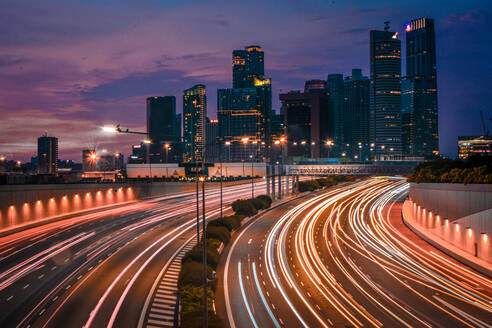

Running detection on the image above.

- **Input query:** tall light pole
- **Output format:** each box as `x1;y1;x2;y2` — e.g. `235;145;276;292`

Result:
325;140;333;158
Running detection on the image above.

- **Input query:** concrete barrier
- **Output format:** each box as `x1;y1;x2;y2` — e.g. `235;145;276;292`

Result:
0;180;253;231
402;182;492;276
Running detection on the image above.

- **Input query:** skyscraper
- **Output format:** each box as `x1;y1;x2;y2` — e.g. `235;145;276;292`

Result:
217;82;271;162
280;87;332;159
147;96;179;163
233;45;264;88
206;118;219;162
327;74;344;154
38;135;58;174
370;22;402;157
147;96;176;142
343;69;370;158
404;18;438;158
183;84;206;163
219;45;271;162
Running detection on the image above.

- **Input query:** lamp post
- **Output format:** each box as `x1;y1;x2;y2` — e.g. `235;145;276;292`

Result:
325;140;333;158
249;154;254;198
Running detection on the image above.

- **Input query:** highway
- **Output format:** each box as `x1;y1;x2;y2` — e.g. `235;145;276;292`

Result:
0;180;271;328
219;177;492;328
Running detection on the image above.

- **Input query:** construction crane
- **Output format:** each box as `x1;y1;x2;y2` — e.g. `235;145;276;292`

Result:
480;110;490;136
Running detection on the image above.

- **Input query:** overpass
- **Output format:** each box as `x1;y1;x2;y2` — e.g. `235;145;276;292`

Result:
286;163;414;176
127;162;416;178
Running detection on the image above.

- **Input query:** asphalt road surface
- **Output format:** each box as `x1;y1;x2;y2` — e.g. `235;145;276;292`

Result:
219;177;492;328
0;180;272;328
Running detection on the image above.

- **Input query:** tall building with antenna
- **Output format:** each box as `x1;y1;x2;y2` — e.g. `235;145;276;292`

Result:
369;21;402;157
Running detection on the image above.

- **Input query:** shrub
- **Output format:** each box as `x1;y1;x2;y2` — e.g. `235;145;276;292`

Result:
223;215;241;230
208;218;234;232
179;285;215;318
182;245;220;269
181;309;224;328
231;199;258;216
178;260;214;287
255;195;272;208
206;226;231;244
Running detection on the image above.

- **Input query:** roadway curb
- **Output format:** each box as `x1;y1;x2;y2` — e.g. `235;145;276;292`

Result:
401;204;492;278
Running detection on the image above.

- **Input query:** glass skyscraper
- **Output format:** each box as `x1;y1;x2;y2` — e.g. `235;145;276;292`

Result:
404;18;439;158
183;85;206;163
343;69;370;158
232;45;264;88
370;23;402;157
38;135;58;174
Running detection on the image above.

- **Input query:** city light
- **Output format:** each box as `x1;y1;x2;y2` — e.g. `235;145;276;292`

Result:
143;139;152;144
102;126;118;133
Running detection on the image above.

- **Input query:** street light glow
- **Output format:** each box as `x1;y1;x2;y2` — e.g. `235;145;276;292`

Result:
143;139;151;144
102;126;118;133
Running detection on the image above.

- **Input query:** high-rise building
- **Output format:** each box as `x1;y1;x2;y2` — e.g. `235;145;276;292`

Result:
128;144;145;164
280;88;332;159
217;83;272;162
219;45;272;162
304;80;327;93
401;78;415;155
147;96;176;142
183;84;206;163
38;135;58;174
403;18;438;158
206;118;219;162
343;69;370;158
233;46;264;88
146;96;182;163
327;74;344;154
370;22;402;157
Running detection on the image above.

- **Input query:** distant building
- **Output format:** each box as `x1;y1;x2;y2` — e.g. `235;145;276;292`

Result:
370;22;402;157
147;96;176;142
327;74;344;154
403;18;439;158
458;136;492;159
304;80;327;93
271;108;285;139
280;88;332;158
206;118;219;162
343;69;370;159
233;45;264;88
217;83;272;162
183;84;206;163
146;96;182;163
128;144;145;164
38;135;58;174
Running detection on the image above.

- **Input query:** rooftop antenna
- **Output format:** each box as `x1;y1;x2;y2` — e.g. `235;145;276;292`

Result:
384;21;390;32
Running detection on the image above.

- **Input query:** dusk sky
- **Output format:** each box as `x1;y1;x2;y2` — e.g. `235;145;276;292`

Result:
1;0;491;161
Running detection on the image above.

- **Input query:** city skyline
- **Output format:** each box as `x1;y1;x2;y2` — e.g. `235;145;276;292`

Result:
0;1;491;161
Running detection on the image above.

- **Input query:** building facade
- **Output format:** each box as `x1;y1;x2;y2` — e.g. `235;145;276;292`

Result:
38;135;58;174
458;136;492;159
217;84;271;162
183;84;206;163
327;74;344;154
233;45;264;88
370;23;402;157
343;69;370;159
280;89;332;159
403;18;439;158
206;118;219;162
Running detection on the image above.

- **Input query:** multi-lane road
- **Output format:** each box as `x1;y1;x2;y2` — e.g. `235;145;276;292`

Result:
219;177;492;328
0;180;271;328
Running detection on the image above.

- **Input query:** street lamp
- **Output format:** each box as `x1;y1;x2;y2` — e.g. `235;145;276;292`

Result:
325;140;333;158
164;143;170;163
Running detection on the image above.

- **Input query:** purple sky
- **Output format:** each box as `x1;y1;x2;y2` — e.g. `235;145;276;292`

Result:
1;0;491;161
